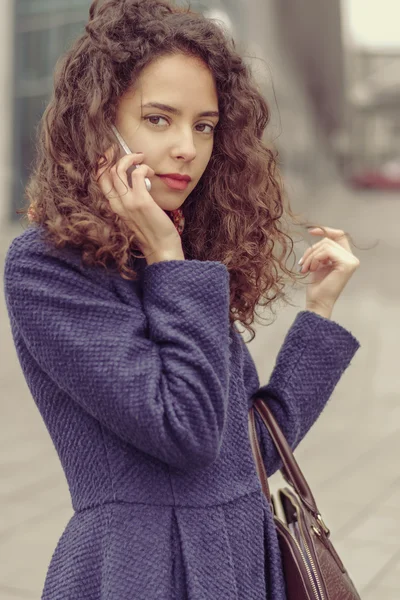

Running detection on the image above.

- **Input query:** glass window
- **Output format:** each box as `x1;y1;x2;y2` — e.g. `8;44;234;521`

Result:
17;28;52;82
12;1;87;220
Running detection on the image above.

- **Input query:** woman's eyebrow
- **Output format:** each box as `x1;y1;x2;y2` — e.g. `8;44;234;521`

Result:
142;102;219;118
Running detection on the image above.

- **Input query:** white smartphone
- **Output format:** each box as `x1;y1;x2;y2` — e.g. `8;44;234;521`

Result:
111;125;152;192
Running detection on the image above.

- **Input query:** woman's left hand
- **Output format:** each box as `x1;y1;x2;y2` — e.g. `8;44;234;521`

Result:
298;226;360;316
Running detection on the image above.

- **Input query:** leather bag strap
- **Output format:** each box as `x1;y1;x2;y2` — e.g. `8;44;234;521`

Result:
248;406;272;505
249;396;320;515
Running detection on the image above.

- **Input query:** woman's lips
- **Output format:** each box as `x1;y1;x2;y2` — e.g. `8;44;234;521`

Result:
157;175;189;191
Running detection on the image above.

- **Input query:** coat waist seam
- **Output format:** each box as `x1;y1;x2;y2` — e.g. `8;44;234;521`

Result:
74;488;262;513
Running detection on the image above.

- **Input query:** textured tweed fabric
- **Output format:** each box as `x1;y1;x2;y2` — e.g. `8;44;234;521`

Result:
3;226;360;600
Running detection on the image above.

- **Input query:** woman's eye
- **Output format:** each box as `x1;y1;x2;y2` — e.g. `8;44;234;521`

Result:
196;123;215;134
145;116;168;127
145;116;214;134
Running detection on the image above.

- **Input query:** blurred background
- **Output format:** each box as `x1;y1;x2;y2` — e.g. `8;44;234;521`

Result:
0;0;399;598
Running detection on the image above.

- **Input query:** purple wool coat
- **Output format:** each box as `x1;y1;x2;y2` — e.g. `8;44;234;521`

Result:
4;226;360;600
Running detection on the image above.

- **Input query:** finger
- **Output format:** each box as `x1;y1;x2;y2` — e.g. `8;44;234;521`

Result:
129;163;156;194
308;251;336;273
96;149;132;217
300;236;349;267
113;153;145;195
302;245;357;273
111;163;132;200
308;227;352;253
299;238;331;265
115;152;145;172
301;246;342;273
113;155;155;200
115;152;144;194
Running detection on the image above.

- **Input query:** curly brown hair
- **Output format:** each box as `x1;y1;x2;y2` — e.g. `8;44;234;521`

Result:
19;0;329;341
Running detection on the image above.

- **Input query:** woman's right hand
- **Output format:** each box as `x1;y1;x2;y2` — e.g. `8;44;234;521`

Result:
96;148;183;257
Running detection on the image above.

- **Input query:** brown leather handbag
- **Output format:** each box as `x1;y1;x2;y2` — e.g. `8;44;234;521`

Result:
249;396;362;600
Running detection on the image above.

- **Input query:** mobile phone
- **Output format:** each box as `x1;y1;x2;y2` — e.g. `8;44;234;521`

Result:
111;125;152;192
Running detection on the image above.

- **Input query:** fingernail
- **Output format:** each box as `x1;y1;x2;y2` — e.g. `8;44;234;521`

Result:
298;257;304;265
298;264;303;273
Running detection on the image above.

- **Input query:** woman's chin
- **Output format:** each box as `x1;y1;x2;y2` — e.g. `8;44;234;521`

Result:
153;196;185;212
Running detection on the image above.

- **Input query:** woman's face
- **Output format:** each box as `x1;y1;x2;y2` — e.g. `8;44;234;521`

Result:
114;53;220;211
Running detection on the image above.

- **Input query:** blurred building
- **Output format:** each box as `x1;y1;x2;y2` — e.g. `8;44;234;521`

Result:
0;0;346;229
343;49;400;181
338;0;400;186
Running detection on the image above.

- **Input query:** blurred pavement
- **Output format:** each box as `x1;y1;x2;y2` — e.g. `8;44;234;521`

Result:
1;182;399;599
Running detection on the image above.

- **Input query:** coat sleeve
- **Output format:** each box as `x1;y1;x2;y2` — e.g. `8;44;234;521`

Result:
243;311;360;476
4;241;231;472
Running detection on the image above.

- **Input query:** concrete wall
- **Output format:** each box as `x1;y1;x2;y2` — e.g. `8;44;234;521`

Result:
276;0;345;136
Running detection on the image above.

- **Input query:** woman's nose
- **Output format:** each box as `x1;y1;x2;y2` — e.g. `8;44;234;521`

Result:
173;131;197;161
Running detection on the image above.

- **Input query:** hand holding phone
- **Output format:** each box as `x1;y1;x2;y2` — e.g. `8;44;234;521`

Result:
111;125;152;192
96;130;184;263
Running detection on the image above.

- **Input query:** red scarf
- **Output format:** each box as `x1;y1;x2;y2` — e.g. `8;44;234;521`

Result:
165;207;185;237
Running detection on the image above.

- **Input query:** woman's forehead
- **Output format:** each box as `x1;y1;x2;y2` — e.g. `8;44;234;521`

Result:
122;55;219;113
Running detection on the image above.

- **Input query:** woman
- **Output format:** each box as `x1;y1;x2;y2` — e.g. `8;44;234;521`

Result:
4;0;361;598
